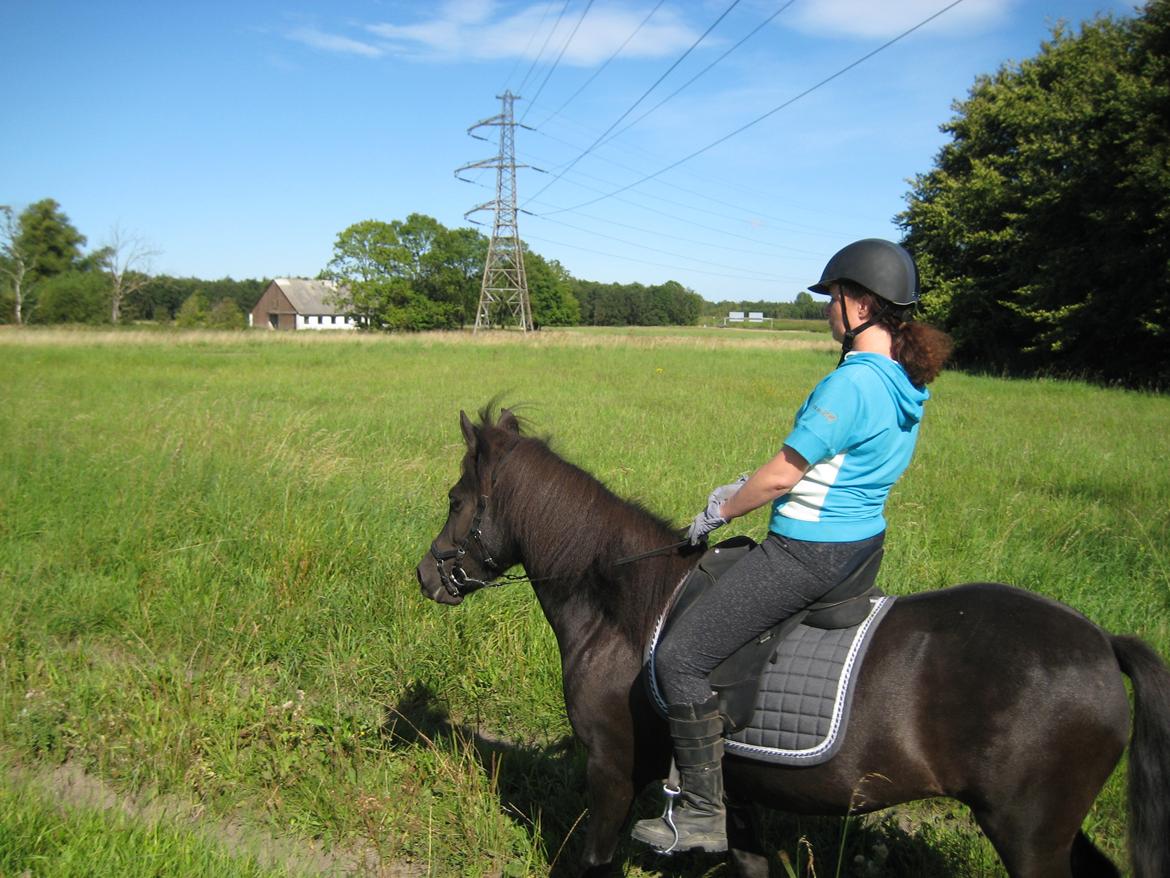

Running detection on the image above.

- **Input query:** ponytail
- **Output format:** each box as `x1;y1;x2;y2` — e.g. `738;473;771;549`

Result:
891;322;953;386
842;283;953;386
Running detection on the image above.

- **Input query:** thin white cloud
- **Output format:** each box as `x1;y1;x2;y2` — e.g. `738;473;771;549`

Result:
286;26;384;58
785;0;1013;39
365;1;698;64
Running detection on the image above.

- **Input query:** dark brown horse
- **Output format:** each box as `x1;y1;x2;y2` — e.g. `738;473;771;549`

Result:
415;408;1170;878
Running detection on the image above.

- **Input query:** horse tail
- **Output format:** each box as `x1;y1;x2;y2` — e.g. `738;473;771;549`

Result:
1111;634;1170;878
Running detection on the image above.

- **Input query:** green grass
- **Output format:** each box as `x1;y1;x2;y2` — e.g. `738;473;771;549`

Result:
0;760;293;878
0;327;1168;876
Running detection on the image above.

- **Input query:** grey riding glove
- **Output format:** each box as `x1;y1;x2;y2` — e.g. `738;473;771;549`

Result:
686;475;749;545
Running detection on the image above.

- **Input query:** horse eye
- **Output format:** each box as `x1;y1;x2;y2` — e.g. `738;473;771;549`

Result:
449;495;463;512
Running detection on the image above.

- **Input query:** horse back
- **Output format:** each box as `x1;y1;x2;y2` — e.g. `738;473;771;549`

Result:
863;582;1129;726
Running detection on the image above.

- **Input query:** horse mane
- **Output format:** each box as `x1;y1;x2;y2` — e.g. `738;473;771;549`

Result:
475;408;696;646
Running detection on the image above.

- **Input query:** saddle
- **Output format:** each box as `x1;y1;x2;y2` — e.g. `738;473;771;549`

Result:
654;535;885;732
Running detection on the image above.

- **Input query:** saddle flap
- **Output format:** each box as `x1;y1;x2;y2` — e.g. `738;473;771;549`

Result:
710;545;885;731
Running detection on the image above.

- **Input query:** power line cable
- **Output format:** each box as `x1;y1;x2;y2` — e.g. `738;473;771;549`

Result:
516;153;838;246
467;162;832;256
548;205;824;258
541;0;967;215
533;214;789;279
502;0;556;94
524;0;744;206
596;0;796;150
522;232;806;285
462;171;824;281
535;0;669;128
533;108;891;228
516;0;573;96
526;128;849;238
519;0;597;125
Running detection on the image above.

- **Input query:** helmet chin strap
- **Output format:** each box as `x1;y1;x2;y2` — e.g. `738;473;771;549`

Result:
838;302;891;366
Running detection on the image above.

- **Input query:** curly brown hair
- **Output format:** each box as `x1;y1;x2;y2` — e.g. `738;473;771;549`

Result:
841;282;953;386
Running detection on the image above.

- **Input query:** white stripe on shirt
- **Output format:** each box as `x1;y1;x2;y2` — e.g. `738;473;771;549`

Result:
776;453;846;523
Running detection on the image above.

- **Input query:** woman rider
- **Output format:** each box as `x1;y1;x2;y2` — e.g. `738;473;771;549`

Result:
632;238;953;854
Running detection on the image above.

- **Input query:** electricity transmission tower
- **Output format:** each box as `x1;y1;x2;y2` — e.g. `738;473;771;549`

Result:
455;91;536;332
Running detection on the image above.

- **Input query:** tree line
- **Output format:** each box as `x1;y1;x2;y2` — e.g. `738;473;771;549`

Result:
0;199;263;329
321;213;706;330
701;292;825;321
900;0;1170;388
0;203;702;330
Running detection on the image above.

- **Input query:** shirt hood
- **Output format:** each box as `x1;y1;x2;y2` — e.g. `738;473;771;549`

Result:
840;352;929;427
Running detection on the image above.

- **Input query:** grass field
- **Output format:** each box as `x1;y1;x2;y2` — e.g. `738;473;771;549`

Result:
1;326;1168;877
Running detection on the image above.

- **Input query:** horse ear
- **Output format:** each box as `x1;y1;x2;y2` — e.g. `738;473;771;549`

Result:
498;408;520;434
459;410;478;453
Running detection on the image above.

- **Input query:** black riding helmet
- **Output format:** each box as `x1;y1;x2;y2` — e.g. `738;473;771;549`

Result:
809;238;919;306
809;239;919;362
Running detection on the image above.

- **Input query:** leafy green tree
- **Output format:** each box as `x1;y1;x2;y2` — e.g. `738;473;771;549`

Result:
128;276;266;322
525;251;579;326
324;214;485;330
324;220;401;328
207;299;245;330
789;291;824;320
570;278;699;326
129;276;196;321
433;226;488;325
660;280;702;325
176;293;210;328
900;2;1170;386
17;199;87;287
31;271;109;324
1;199;87;323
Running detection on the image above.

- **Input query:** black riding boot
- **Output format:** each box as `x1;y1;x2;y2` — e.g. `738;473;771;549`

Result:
631;695;727;854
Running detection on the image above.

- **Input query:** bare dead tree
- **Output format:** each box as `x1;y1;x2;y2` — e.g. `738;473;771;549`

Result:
101;225;159;324
1;205;32;325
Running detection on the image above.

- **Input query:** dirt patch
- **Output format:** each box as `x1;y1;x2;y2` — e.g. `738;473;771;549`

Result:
3;757;425;877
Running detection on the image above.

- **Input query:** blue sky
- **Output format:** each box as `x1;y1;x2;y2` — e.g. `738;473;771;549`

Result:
1;0;1141;302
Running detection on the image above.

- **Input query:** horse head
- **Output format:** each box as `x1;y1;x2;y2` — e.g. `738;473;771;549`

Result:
416;407;523;606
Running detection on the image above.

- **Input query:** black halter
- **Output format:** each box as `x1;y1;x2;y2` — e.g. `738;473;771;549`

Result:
429;493;505;598
429;442;526;599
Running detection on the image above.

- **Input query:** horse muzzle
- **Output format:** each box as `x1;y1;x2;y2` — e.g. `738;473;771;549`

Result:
416;560;464;606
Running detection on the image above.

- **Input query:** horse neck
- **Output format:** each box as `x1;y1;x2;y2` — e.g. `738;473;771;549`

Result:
496;441;694;648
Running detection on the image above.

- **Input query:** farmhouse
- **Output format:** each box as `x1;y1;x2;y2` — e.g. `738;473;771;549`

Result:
249;278;356;331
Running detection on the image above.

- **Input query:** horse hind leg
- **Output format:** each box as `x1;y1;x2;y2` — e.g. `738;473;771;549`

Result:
971;805;1119;878
1070;831;1120;878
